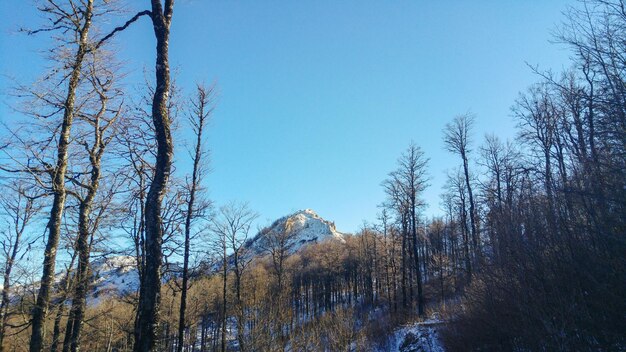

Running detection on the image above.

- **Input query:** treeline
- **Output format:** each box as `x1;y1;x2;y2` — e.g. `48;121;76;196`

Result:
0;0;624;351
437;1;626;350
0;201;463;351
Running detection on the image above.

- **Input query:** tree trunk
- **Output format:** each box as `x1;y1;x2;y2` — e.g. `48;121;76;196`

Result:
177;86;207;352
134;1;174;351
221;249;227;352
401;216;408;309
29;4;94;351
50;251;77;352
0;252;15;352
461;151;479;261
410;196;424;316
64;177;100;352
234;255;246;352
65;92;111;352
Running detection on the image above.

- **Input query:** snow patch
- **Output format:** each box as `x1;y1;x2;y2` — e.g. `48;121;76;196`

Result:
88;255;139;305
385;319;445;352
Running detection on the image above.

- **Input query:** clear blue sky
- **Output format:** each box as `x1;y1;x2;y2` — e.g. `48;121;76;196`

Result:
0;1;573;233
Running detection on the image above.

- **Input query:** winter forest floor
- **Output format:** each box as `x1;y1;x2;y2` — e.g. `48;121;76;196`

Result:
381;318;445;352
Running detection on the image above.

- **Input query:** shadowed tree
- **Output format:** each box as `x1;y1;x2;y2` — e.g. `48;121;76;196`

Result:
443;114;480;268
395;143;429;316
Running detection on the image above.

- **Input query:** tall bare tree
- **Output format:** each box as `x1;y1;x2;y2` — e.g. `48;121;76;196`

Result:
134;1;175;351
61;52;123;352
444;168;472;277
443;114;480;266
209;203;257;352
513;83;560;238
177;84;214;352
396;143;429;316
25;2;96;350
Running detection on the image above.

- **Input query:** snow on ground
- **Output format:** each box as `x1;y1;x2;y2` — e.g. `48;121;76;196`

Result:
383;318;445;352
85;210;344;305
88;255;139;305
84;209;345;305
285;209;345;243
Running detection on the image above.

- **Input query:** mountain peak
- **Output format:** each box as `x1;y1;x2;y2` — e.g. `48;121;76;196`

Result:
299;208;318;215
80;210;344;305
246;209;345;254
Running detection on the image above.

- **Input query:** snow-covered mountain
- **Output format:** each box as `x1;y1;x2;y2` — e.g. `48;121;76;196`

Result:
88;256;139;304
85;256;183;304
244;209;345;255
83;209;343;304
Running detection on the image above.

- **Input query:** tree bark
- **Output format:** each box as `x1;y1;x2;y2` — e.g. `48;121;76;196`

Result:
64;95;112;352
134;1;174;351
29;2;94;351
410;197;424;316
461;150;479;261
50;251;78;352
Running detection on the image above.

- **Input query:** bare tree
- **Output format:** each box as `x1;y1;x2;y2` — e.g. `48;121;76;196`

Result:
513;83;560;237
24;2;96;350
0;185;41;352
444;168;472;278
210;202;258;352
258;217;299;349
443;114;480;266
382;172;410;308
177;84;214;352
116;94;157;283
134;1;175;351
61;51;123;352
393;143;429;315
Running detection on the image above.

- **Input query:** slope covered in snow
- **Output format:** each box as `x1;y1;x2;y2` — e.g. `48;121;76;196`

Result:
88;255;139;304
380;319;446;352
82;209;344;304
244;209;345;255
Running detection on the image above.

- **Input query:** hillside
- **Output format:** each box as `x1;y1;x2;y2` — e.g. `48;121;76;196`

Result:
84;209;343;304
244;208;346;255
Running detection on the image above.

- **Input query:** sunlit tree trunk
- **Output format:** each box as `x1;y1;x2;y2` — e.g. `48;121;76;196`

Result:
30;2;94;351
134;1;175;351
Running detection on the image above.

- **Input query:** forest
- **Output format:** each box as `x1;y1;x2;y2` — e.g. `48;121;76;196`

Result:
0;0;624;351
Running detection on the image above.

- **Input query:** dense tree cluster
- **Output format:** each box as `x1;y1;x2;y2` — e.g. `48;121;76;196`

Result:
440;0;626;348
